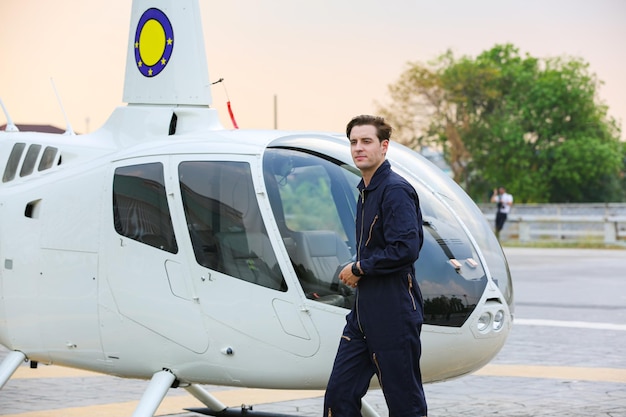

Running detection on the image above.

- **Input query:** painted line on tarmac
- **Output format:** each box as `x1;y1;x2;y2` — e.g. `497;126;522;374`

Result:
12;365;101;379
11;359;626;387
515;318;626;331
3;365;625;416
0;388;324;417
476;364;626;383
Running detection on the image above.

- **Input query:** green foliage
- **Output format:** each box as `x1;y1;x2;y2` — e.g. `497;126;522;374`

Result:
277;169;346;236
378;44;625;203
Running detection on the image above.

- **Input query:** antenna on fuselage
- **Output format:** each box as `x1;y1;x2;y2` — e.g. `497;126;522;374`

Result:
0;98;19;132
50;78;75;136
211;78;239;129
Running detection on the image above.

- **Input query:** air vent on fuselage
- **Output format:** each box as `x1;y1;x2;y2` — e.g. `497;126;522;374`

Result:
25;199;42;218
169;113;178;135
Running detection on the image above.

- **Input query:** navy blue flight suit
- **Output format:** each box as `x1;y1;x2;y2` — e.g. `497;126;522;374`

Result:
324;160;427;417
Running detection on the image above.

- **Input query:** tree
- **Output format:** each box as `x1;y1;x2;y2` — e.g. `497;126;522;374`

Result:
378;44;624;203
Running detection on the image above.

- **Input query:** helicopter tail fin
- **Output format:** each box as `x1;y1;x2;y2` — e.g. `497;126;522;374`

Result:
122;0;212;107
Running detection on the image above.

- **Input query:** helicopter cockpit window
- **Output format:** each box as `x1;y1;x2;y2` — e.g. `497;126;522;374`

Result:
392;168;489;327
112;163;178;253
265;146;488;325
179;161;286;292
264;148;358;308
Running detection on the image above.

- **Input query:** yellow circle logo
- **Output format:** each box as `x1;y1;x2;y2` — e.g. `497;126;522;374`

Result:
139;19;166;67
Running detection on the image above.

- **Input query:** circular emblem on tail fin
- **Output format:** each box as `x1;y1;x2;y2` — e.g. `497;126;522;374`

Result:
134;8;174;77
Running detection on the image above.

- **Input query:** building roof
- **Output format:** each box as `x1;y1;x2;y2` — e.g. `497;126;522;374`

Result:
1;124;66;134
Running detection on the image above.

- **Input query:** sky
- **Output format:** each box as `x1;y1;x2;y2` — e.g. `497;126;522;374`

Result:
1;0;625;139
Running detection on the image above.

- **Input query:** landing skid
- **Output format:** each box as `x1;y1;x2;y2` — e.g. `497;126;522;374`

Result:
186;405;298;417
186;397;381;417
0;351;27;390
1;352;381;417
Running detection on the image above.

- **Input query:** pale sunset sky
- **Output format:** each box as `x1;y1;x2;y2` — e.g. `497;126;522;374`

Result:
1;0;625;138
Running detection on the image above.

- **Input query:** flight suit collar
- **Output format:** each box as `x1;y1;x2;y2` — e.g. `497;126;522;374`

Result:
357;159;391;192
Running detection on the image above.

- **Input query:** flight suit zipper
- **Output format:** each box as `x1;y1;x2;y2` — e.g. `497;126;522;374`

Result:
357;189;365;259
356;189;365;335
408;274;417;311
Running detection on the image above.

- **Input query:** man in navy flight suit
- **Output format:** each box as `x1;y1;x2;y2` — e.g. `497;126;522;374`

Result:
324;115;427;417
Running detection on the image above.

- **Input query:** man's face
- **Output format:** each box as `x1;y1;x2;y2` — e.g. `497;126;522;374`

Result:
349;124;388;175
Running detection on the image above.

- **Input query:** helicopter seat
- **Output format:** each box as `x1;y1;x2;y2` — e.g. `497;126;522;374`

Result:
292;230;351;286
216;231;282;290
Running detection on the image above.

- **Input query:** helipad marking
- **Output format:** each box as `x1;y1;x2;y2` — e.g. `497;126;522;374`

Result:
515;318;626;331
4;363;625;417
475;364;626;383
0;388;325;417
12;365;101;379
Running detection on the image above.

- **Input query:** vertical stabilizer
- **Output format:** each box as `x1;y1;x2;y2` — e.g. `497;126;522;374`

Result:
123;0;212;106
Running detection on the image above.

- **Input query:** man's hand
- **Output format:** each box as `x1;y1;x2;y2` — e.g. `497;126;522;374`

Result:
339;263;361;288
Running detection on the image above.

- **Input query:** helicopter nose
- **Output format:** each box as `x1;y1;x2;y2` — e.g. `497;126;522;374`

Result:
470;280;511;338
473;300;509;336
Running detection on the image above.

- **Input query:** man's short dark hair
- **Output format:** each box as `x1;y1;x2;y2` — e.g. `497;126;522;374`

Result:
346;115;392;142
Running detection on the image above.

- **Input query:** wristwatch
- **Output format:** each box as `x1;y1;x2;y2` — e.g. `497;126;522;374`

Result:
351;262;363;277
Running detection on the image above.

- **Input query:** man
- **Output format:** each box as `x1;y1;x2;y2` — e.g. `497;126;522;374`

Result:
323;115;427;417
490;186;513;240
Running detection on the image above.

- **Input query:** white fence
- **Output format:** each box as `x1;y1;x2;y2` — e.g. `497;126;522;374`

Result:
479;203;626;245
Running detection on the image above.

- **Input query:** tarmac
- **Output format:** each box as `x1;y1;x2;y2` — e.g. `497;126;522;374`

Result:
1;247;625;417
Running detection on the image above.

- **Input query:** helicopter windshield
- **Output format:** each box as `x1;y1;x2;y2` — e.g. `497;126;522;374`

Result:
387;143;513;312
264;147;489;326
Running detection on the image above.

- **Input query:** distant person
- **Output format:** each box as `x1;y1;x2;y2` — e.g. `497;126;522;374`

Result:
491;186;513;239
323;115;427;417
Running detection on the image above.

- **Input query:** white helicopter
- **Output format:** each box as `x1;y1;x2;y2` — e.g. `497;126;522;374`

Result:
0;0;514;416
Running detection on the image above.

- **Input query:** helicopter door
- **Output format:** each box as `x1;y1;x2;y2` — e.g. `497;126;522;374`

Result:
175;157;319;358
101;160;208;354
